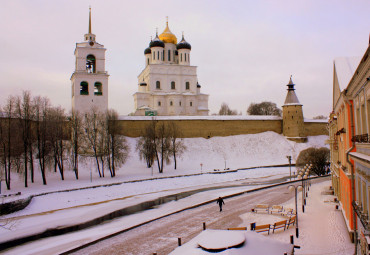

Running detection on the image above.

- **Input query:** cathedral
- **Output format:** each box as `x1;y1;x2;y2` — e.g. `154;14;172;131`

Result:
133;19;209;116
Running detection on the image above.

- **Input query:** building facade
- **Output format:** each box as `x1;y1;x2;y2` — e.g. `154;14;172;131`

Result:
133;19;209;116
71;8;109;113
329;41;370;252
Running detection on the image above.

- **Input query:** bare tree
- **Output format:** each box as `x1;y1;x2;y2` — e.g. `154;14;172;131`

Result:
83;108;103;178
15;91;33;187
155;122;171;173
33;96;51;185
219;103;238;115
49;106;68;180
69;111;83;179
168;122;186;170
106;109;129;177
247;101;282;116
136;125;156;168
0;96;20;190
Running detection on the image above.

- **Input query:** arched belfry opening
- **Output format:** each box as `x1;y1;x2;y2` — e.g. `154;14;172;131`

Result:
86;54;96;73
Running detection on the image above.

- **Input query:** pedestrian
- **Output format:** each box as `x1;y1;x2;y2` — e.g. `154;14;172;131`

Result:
216;197;225;212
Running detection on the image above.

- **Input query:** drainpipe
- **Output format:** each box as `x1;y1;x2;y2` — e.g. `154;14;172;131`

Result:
344;95;357;253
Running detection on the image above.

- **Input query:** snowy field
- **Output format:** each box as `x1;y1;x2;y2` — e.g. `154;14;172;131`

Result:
0;132;337;254
2;132;327;197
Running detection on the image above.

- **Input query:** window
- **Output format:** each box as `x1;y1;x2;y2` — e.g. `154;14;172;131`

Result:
186;82;190;90
179;101;182;106
181;53;182;62
86;55;96;73
153;52;155;60
147;58;150;65
158;101;161;106
190;102;193;107
94;82;102;96
171;81;175;90
185;53;187;62
156;81;161;89
80;81;88;95
168;50;171;61
170;101;173;106
157;51;159;60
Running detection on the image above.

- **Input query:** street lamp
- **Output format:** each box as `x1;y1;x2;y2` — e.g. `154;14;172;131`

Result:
297;174;305;212
288;184;303;238
286;156;292;180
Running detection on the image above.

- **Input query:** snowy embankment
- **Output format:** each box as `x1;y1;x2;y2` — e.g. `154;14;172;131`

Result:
3;131;328;198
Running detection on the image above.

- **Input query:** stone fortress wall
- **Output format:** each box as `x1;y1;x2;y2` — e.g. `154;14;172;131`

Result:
115;116;328;139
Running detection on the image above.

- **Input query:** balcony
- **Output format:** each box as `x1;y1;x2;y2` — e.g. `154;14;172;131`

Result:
353;201;370;230
352;134;369;143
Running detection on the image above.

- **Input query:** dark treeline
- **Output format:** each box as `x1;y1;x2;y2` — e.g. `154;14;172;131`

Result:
0;91;129;190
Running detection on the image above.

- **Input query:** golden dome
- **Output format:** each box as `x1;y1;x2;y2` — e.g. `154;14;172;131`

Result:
159;19;177;44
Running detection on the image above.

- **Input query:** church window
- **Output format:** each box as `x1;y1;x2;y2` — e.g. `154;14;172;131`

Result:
170;101;173;106
168;50;171;61
171;81;175;90
186;82;190;90
147;58;150;65
158;101;161;106
185;53;187;62
157;51;159;60
190;101;193;107
94;82;102;96
156;81;161;89
80;81;89;95
153;52;155;60
180;53;182;62
162;50;164;60
86;55;96;73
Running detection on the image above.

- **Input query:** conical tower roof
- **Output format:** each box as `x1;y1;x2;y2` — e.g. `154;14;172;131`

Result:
283;76;301;105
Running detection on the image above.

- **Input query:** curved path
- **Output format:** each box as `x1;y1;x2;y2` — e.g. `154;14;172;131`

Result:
71;177;329;255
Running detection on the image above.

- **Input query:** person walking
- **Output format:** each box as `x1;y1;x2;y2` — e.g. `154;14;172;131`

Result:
216;197;225;212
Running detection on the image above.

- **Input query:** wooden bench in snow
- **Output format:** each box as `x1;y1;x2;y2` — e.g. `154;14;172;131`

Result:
228;227;247;231
272;220;287;233
254;224;271;235
270;205;284;214
253;204;269;213
286;216;296;229
282;208;295;217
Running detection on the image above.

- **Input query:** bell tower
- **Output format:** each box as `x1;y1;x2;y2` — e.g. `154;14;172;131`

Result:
282;76;307;142
71;7;109;113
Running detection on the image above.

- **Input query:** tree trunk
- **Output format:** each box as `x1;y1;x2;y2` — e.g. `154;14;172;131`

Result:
29;148;34;183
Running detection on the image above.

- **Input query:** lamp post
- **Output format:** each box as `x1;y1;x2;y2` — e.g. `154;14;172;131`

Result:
286;156;292;180
288;184;303;238
297;174;305;212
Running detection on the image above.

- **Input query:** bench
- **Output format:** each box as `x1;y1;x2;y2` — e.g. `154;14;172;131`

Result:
286;216;296;229
272;220;287;233
282;208;295;217
270;205;284;214
251;223;271;235
228;227;247;231
253;204;269;213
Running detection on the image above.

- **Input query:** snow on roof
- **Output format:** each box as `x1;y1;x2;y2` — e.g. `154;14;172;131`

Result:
334;56;361;90
170;229;293;255
304;118;328;123
118;115;282;121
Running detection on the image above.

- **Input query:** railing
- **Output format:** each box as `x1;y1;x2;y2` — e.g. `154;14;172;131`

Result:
353;201;370;230
94;92;102;96
352;134;369;143
80;91;89;95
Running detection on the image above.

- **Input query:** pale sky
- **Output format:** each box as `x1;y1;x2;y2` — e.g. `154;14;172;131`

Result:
1;0;369;118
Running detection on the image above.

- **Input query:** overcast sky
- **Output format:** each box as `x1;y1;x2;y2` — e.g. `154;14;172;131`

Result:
1;0;369;118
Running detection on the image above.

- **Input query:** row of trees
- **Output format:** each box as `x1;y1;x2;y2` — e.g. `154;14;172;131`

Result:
136;121;186;173
296;147;330;176
217;101;282;116
0;91;129;189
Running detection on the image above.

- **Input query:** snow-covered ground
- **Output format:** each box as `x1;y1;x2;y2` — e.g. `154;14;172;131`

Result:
170;180;354;255
0;132;336;254
2;132;327;197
